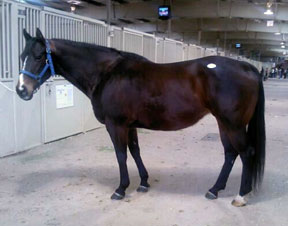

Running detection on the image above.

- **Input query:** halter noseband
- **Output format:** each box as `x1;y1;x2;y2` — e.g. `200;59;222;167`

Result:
20;39;55;83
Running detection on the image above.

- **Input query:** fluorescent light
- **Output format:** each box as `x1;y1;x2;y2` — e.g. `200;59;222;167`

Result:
281;45;285;48
281;42;285;45
264;9;274;15
67;0;81;4
275;32;281;35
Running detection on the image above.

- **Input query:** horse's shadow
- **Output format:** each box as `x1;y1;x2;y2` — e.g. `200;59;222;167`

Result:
17;165;287;204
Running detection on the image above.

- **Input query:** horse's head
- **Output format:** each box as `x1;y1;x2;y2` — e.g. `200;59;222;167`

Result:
16;28;54;100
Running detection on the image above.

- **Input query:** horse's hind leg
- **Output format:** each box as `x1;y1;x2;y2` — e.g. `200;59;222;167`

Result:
224;127;253;207
128;128;150;192
230;150;254;207
205;125;238;200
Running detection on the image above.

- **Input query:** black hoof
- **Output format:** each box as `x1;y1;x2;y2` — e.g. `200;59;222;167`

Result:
205;191;218;200
137;185;149;193
111;192;125;200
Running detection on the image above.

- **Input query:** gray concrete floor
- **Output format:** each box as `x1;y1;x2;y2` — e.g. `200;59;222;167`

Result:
1;79;288;226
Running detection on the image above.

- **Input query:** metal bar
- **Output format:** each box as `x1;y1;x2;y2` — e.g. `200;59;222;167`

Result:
0;3;2;80
2;3;7;80
6;2;11;79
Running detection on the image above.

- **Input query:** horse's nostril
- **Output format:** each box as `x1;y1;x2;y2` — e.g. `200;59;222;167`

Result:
18;86;28;97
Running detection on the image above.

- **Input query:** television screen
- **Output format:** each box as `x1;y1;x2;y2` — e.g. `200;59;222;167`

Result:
236;43;241;48
158;6;171;20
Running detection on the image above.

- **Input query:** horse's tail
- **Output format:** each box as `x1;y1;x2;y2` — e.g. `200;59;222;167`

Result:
247;77;266;191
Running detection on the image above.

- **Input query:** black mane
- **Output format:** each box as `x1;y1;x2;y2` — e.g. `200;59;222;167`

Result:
52;39;149;62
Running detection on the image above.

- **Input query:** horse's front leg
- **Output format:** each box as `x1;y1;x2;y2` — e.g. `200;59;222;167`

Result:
128;128;150;192
105;121;130;200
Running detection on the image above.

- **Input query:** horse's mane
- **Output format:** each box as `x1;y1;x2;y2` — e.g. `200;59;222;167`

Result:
53;39;149;62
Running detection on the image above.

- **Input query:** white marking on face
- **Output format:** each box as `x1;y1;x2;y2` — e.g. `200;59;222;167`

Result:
207;63;216;69
19;57;28;90
19;73;24;90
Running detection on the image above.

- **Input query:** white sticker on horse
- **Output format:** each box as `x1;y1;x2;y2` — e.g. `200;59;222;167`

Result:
207;63;216;69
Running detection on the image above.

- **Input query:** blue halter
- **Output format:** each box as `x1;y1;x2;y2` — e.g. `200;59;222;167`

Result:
20;39;55;83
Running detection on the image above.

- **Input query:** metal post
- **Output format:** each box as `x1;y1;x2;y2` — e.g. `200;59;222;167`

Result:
167;19;171;38
224;32;227;56
107;0;111;25
216;38;220;55
198;30;202;46
11;2;19;152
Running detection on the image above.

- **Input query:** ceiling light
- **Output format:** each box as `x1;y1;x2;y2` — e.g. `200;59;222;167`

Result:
275;32;281;35
281;45;285;48
264;1;274;15
281;42;285;45
70;5;76;12
264;9;273;15
283;52;286;55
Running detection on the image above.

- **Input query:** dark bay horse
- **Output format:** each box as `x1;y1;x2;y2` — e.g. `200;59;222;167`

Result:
16;29;265;207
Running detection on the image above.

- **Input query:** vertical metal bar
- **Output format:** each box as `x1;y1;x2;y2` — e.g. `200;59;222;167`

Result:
2;3;7;80
67;19;69;40
0;3;2;80
61;17;64;38
52;15;55;38
10;1;19;152
69;20;71;40
54;16;57;38
60;16;63;39
141;34;144;56
66;19;69;39
29;8;32;34
32;9;35;33
74;21;77;41
50;14;53;38
107;0;111;25
198;30;202;45
6;2;11;79
65;18;67;39
66;19;69;40
36;10;39;28
39;9;47;143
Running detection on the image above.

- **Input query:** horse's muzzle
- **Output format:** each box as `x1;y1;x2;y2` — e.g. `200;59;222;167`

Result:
16;85;33;101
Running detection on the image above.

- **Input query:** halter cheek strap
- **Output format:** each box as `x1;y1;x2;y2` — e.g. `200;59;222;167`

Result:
20;39;55;83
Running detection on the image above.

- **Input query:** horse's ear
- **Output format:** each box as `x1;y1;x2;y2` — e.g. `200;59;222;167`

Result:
36;28;45;42
23;29;32;41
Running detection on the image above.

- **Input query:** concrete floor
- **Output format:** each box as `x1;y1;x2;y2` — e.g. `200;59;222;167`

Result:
0;79;287;226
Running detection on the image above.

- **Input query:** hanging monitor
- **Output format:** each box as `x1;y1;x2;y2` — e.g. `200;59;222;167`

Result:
235;43;241;49
158;5;171;20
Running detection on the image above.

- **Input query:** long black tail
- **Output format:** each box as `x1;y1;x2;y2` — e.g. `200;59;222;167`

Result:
247;78;266;190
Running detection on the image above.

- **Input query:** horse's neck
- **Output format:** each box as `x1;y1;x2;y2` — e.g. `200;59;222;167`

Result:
51;40;120;98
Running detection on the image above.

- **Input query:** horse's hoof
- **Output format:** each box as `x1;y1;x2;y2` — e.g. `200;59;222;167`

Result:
205;191;218;200
137;185;149;193
111;192;125;200
231;195;247;207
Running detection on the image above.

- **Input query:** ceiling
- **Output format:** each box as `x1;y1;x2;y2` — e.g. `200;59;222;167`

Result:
25;0;288;62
